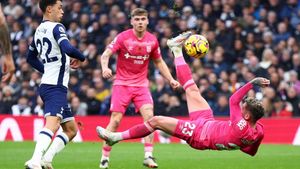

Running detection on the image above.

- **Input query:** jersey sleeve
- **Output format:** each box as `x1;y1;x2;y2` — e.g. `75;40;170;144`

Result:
240;135;264;156
150;38;162;60
53;24;85;61
229;82;253;122
52;23;68;45
26;39;44;73
107;34;122;53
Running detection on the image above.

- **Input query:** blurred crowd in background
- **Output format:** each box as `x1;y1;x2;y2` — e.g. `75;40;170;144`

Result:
0;0;300;118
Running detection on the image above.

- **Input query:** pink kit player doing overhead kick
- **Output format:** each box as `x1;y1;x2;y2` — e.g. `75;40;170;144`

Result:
99;8;180;168
97;32;270;158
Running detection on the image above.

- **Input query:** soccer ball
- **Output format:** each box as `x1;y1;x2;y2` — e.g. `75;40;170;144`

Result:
184;34;209;59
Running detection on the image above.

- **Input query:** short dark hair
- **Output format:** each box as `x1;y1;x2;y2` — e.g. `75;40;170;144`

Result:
244;97;264;122
39;0;62;13
130;8;148;18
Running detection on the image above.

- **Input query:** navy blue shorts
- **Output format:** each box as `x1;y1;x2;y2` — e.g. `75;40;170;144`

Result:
39;84;74;123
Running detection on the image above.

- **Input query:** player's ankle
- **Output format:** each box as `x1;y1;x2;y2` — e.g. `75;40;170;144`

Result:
144;152;153;158
172;48;183;58
101;155;110;161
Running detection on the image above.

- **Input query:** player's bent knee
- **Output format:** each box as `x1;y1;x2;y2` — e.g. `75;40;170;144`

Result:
143;113;154;121
69;129;78;139
148;116;164;128
45;123;60;132
63;124;78;139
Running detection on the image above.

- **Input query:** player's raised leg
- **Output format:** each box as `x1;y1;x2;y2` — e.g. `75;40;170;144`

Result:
167;32;211;114
97;116;179;144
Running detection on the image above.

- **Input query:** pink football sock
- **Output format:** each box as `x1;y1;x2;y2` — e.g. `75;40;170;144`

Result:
174;56;186;66
175;64;195;90
144;143;153;154
102;145;112;157
121;122;154;140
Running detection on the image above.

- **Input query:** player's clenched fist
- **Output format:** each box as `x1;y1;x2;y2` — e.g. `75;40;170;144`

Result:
102;68;113;79
169;79;180;90
70;59;81;69
1;54;16;82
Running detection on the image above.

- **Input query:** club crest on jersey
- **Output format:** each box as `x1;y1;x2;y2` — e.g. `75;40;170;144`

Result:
128;46;133;51
146;46;151;53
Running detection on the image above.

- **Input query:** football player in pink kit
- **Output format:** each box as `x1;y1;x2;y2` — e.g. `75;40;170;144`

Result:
97;32;270;160
99;8;180;168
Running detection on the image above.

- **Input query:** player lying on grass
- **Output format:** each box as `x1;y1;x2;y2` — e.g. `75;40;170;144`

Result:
97;32;270;157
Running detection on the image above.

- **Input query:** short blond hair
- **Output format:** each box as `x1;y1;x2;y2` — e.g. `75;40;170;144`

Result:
245;97;264;122
131;8;148;17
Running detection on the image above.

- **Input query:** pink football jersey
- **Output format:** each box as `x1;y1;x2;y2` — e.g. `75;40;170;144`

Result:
200;83;264;156
107;29;161;87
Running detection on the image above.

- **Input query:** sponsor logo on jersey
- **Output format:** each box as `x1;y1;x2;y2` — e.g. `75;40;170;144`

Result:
59;26;65;33
237;119;247;130
124;53;149;61
146;45;151;53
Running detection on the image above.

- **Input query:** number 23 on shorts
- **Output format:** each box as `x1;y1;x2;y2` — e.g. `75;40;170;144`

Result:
181;122;196;136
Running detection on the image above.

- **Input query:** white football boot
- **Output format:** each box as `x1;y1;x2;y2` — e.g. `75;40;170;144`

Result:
40;159;54;169
167;31;192;49
96;126;118;146
99;157;109;169
24;159;42;169
143;156;158;168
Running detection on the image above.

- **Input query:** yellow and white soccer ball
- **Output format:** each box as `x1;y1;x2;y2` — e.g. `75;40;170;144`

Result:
184;34;209;59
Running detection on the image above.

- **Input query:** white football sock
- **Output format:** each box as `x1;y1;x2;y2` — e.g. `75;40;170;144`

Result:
31;128;54;162
43;132;69;162
101;155;109;161
171;47;183;58
145;152;153;158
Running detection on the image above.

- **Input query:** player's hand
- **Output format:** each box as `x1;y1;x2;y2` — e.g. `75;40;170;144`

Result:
70;59;81;69
1;54;15;83
250;77;270;88
102;68;113;79
169;79;180;90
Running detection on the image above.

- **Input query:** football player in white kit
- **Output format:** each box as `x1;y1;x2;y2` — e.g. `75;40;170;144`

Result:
25;1;85;169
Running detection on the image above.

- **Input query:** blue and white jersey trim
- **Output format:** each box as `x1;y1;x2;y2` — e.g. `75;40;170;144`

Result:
33;21;70;87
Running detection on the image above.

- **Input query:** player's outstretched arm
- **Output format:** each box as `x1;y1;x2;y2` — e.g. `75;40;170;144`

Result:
229;77;270;120
250;77;270;88
229;85;251;106
53;24;85;62
229;77;269;105
100;48;113;79
153;58;180;89
59;40;85;61
0;4;16;82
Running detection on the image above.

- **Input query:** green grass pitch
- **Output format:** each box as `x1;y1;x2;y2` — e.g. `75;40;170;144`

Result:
0;142;299;169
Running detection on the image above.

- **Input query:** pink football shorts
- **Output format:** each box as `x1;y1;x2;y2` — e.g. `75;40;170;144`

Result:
110;85;153;114
173;109;214;150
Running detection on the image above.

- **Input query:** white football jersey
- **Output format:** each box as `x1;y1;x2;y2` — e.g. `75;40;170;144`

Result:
30;21;70;87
